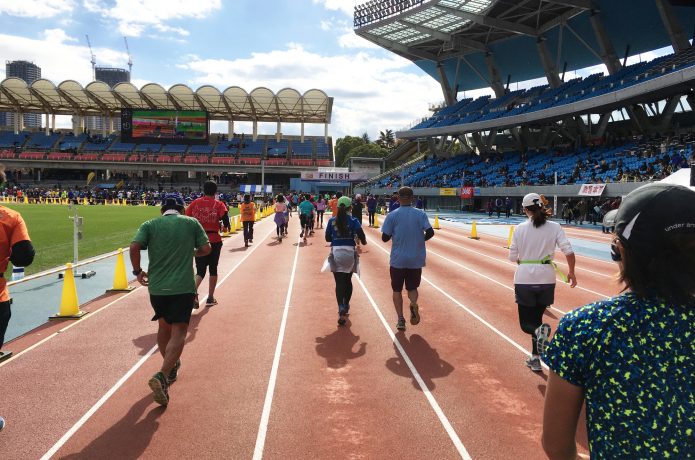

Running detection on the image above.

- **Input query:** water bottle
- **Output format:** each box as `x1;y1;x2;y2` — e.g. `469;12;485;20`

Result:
11;266;24;281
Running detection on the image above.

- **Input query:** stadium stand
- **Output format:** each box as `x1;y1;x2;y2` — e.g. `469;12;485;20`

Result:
0;131;30;149
368;135;694;189
58;133;87;152
408;48;695;133
82;134;117;152
25;132;61;150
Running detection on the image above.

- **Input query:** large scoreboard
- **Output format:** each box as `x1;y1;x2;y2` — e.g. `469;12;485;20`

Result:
121;109;208;145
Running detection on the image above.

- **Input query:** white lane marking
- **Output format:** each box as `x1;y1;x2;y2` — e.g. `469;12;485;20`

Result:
40;345;159;460
41;223;278;458
425;248;568;316
437;227;614;279
366;241;549;370
355;276;473;460
252;235;301;460
429;237;611;300
0;287;142;369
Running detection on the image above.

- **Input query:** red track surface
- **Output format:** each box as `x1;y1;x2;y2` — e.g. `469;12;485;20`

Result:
0;216;622;459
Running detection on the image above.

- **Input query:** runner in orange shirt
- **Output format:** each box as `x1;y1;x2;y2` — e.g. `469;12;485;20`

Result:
239;194;256;247
0;164;35;430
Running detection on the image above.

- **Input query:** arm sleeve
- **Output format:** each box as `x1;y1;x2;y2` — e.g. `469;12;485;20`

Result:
10;240;35;267
556;226;574;255
508;225;519;261
132;221;150;246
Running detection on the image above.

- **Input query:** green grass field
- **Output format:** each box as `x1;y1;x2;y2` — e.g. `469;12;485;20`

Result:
3;203;241;275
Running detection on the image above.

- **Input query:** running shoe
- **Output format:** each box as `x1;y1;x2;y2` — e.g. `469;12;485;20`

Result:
245;240;249;248
148;372;169;406
338;315;347;326
310;230;315;235
206;297;218;307
167;359;181;384
535;323;552;355
409;302;420;325
525;355;542;372
0;416;5;431
396;317;406;331
300;230;304;237
192;294;200;310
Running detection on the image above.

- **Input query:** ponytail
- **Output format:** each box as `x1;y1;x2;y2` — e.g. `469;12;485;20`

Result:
336;204;350;236
525;204;550;228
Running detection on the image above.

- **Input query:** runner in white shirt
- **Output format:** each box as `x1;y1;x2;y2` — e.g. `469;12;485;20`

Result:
508;193;577;372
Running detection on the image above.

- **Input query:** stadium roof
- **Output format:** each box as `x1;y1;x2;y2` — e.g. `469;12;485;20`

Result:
0;78;333;124
355;0;695;91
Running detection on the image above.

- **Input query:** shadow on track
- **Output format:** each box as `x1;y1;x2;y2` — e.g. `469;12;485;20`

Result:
131;306;211;355
386;333;454;391
315;323;367;369
58;395;163;459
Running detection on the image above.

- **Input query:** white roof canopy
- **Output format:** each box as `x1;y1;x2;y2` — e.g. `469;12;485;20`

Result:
0;77;333;124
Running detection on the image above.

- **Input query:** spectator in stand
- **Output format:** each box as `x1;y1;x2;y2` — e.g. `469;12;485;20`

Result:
541;183;695;460
505;196;513;218
366;194;377;227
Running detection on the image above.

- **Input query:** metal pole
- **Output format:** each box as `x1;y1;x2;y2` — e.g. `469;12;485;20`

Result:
554;171;558;216
72;207;79;270
261;159;265;197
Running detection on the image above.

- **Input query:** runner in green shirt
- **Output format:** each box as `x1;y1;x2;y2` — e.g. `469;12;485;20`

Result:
130;194;210;406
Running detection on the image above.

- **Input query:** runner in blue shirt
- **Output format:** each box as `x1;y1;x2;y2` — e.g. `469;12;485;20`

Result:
381;186;434;331
298;194;315;243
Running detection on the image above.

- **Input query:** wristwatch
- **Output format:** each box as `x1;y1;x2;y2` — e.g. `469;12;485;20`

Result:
132;268;142;276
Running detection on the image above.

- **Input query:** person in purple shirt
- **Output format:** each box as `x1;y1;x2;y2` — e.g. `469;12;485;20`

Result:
388;193;400;213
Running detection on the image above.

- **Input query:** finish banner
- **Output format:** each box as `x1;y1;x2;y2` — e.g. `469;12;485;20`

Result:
578;183;607;196
300;171;367;182
460;186;474;199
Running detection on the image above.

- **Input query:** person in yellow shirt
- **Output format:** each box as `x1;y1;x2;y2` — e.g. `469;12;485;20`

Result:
239;194;256;248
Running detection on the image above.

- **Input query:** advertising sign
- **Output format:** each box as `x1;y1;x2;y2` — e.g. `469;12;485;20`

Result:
439;188;457;196
578;183;607;196
460;186;474;199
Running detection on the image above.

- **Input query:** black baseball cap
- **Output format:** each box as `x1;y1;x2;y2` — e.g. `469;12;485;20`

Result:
614;183;695;248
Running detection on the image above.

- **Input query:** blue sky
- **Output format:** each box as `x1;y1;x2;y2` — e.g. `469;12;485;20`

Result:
0;0;676;140
0;0;444;139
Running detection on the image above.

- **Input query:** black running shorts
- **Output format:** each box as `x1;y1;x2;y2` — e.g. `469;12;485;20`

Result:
390;267;422;292
195;241;223;277
514;284;555;307
150;293;196;324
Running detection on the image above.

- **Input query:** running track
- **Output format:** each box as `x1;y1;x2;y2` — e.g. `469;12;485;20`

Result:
0;215;622;459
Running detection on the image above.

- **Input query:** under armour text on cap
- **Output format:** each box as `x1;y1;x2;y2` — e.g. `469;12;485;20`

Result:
614;183;695;245
522;193;542;207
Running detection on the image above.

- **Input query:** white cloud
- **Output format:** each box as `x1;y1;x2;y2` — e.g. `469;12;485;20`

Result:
41;28;78;44
0;0;74;19
338;29;379;49
0;32;128;84
82;0;221;37
313;0;353;16
178;44;442;139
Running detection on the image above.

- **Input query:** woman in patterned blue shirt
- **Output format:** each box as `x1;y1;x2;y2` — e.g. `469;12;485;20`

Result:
541;183;695;459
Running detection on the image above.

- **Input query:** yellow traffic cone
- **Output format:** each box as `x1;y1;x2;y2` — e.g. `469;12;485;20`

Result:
504;225;514;249
373;212;380;229
107;248;135;292
23;196;28;204
469;220;480;240
433;215;441;230
50;263;87;319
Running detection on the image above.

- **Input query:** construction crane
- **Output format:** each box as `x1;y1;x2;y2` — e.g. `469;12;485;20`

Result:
123;36;133;77
85;34;96;81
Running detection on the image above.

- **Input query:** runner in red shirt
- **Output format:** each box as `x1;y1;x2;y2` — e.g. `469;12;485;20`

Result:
185;181;230;307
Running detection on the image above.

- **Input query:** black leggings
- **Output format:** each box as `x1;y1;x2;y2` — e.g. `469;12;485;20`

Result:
333;272;353;308
518;304;546;355
0;300;12;349
368;211;375;226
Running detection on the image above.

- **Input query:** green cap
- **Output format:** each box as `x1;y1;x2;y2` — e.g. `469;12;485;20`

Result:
338;196;352;208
